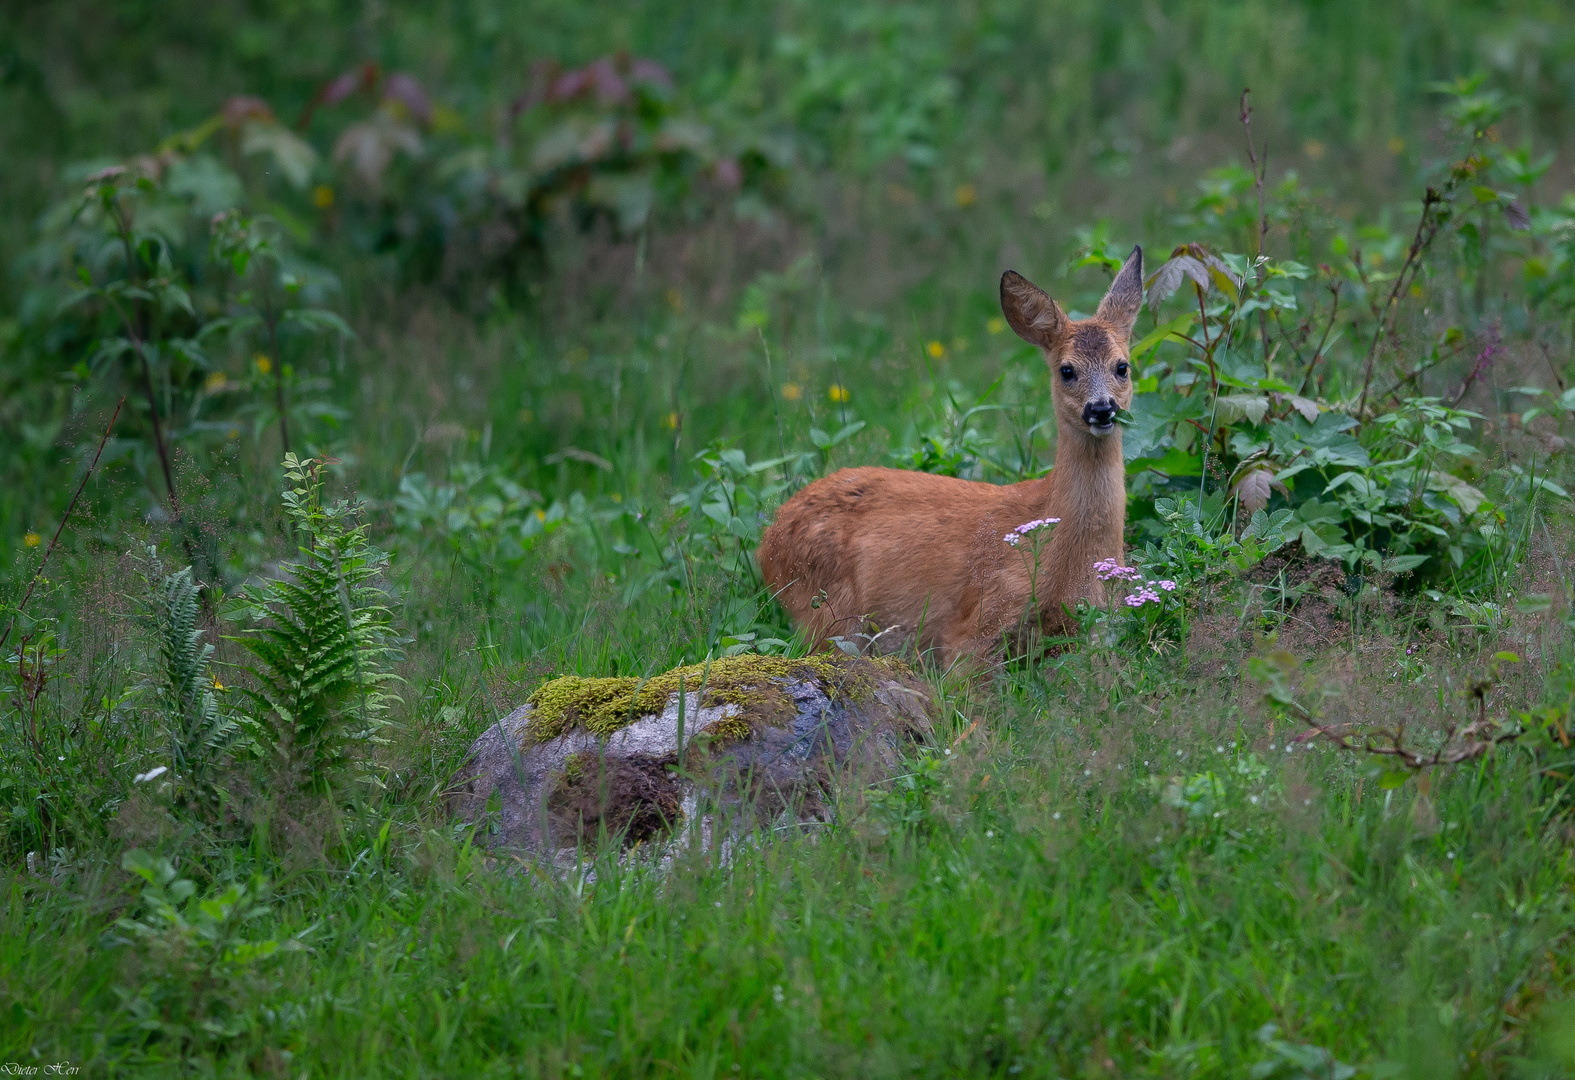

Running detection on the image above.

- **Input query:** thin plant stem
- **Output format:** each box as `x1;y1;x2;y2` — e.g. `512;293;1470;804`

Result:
757;327;788;470
1358;187;1444;416
1298;281;1342;395
1239;88;1271;365
1;398;124;656
264;288;290;455
103;203;181;518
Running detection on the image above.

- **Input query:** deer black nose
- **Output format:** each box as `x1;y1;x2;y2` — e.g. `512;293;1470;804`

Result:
1083;399;1117;427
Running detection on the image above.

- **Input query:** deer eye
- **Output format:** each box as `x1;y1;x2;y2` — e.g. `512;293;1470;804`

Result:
1059;365;1076;382
1115;362;1129;379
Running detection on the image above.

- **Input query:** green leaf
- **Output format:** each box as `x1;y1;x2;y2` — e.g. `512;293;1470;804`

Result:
121;848;164;886
1129;312;1196;365
1127;445;1204;477
1381;554;1429;573
1215;395;1271;426
1208;265;1241;302
1378;768;1410;790
283;308;356;339
831;420;867;445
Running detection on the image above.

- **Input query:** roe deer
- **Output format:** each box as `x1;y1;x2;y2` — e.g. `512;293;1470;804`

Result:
756;246;1143;667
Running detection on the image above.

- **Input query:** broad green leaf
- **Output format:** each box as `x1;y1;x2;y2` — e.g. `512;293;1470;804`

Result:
1427;472;1487;514
1215;395;1271;426
1127;445;1203;477
1129;312;1196;364
1284;395;1321;423
1380;554;1429;573
1378;768;1411;790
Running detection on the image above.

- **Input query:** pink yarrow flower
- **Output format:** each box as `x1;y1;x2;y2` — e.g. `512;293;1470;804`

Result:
1003;517;1059;546
1092;558;1142;582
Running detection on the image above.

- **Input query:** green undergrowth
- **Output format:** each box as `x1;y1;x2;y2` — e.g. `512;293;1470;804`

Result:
7;2;1575;1074
526;653;903;741
7;612;1575;1076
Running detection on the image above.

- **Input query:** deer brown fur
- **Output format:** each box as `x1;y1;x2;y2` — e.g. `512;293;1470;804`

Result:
756;247;1144;667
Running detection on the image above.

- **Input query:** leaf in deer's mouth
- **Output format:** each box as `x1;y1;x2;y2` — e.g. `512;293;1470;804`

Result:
1113;408;1135;426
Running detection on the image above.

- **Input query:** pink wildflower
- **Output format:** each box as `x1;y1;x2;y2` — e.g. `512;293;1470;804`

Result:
1004;517;1059;546
1156;580;1177;591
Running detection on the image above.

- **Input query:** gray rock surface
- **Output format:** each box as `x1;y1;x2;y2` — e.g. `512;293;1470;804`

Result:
450;658;934;857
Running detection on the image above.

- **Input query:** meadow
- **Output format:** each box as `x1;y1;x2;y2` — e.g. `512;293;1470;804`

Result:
5;1;1575;1075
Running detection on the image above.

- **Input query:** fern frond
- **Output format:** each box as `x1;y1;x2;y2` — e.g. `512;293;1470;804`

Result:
229;459;405;789
135;546;247;815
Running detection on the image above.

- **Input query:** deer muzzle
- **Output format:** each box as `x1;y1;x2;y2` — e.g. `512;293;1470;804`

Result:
1083;398;1118;436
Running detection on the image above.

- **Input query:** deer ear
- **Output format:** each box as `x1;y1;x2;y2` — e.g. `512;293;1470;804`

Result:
1000;270;1067;349
1095;245;1144;339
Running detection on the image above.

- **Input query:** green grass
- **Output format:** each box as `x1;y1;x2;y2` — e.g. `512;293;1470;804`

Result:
8;616;1575;1075
5;1;1575;1076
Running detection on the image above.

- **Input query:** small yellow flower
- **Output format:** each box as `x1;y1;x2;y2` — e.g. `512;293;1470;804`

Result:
1388;136;1405;155
227;428;240;440
828;384;850;403
1303;139;1326;161
205;370;227;392
780;382;803;402
663;411;680;430
926;340;946;359
986;317;1005;335
665;288;684;312
313;185;335;209
534;509;546;521
212;676;225;691
255;354;272;376
24;532;42;547
609;492;622;503
517;408;535;424
954;183;977;208
431;104;465;134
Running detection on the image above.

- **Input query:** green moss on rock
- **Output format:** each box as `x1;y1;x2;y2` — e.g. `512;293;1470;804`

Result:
526;653;908;742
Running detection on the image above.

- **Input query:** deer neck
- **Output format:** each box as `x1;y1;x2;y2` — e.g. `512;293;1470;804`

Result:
1036;428;1127;598
1048;428;1125;523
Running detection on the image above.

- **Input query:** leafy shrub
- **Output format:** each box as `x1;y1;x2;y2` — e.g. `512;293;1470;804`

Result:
17;153;351;532
1094;80;1575;589
228;455;402;789
113;848;292;1052
393;460;576;597
203;210;352;455
285;56;786;290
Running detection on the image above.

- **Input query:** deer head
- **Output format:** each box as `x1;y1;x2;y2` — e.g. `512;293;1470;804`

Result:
1000;246;1144;440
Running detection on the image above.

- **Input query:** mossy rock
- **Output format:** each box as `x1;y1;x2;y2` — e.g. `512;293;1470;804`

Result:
524;653;886;742
451;654;933;858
